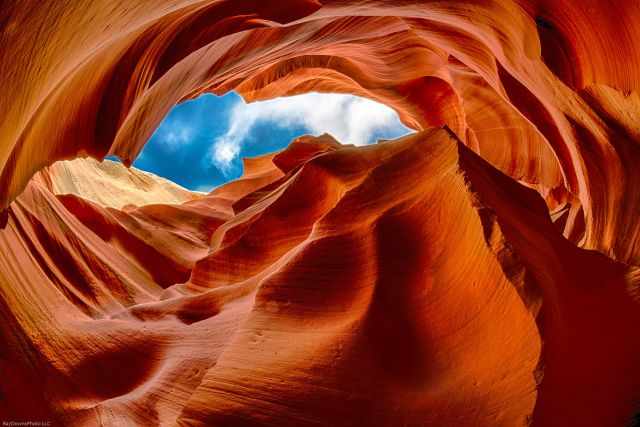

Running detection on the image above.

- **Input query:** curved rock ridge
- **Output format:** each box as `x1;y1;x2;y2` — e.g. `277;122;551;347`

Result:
2;1;640;426
37;157;202;209
0;131;638;426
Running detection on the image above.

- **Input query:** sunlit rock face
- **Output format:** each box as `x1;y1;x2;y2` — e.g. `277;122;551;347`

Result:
39;158;202;209
1;1;640;426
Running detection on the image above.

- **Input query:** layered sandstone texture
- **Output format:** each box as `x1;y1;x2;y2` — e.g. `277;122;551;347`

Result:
40;158;202;209
1;1;640;426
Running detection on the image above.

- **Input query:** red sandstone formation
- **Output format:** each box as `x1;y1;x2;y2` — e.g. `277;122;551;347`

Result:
1;1;640;426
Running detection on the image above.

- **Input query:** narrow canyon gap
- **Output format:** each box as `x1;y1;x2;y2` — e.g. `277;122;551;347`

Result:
130;91;410;191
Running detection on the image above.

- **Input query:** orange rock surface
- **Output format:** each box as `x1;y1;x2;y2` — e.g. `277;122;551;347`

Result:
1;1;640;426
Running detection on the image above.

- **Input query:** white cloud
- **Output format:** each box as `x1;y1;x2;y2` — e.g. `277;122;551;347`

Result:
209;93;409;174
212;137;241;174
154;121;193;151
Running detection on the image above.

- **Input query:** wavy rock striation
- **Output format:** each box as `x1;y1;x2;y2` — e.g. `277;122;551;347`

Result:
1;1;640;426
38;157;202;209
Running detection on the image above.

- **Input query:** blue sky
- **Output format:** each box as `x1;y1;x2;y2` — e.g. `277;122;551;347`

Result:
130;92;411;192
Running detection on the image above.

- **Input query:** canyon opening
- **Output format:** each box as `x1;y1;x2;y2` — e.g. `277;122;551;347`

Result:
128;91;411;192
1;1;640;427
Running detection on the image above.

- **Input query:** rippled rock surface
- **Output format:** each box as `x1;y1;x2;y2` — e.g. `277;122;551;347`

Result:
1;1;640;426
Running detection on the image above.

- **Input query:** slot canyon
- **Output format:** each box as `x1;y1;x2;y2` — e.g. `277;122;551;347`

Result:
1;1;640;426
